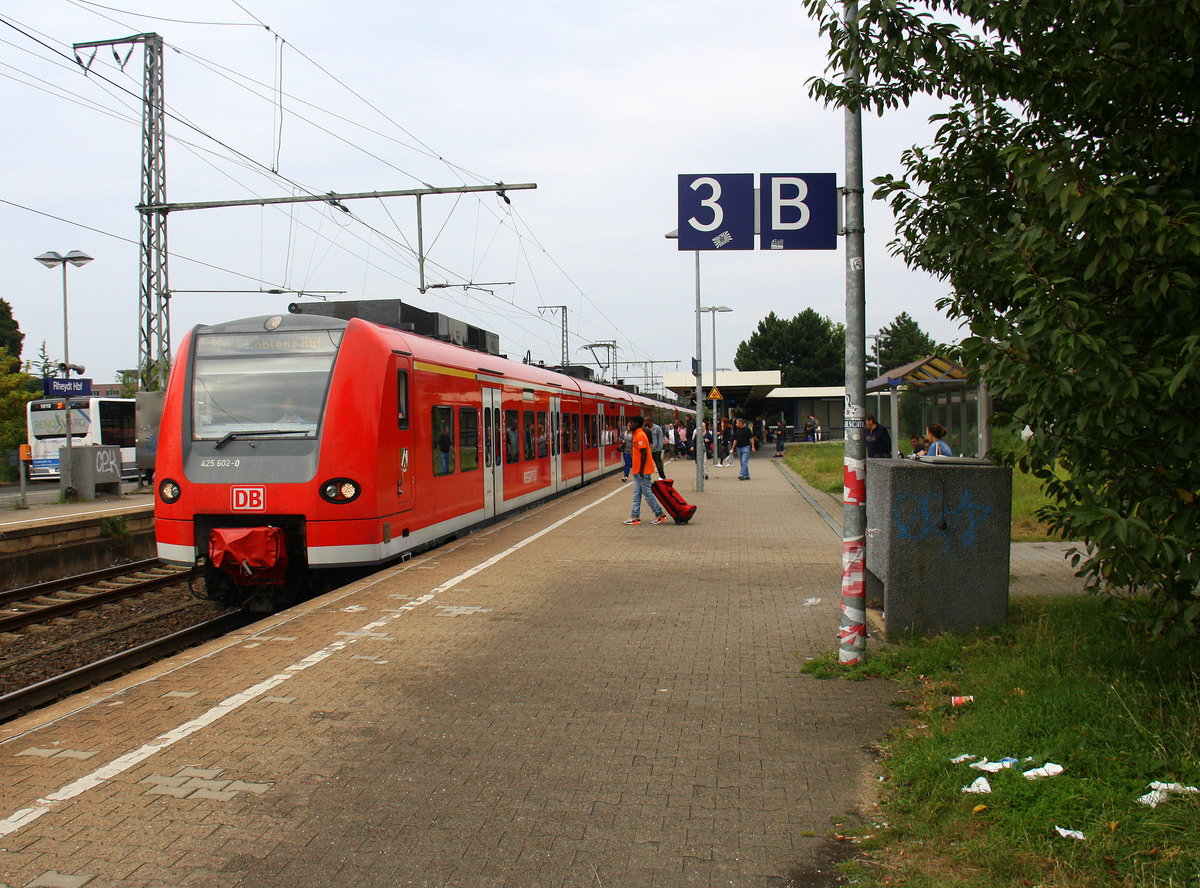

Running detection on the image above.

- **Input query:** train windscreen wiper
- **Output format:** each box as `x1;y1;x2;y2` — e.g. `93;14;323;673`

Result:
213;429;311;450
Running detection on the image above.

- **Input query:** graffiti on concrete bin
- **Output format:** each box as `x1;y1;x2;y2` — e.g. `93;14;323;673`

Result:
95;448;121;477
893;489;992;554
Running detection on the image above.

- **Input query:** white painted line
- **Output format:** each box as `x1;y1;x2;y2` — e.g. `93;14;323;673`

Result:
0;484;623;838
0;502;153;529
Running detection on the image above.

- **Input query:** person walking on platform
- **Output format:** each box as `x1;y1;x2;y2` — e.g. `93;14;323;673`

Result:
644;417;667;480
623;416;667;525
719;420;734;466
865;414;892;458
732;417;756;480
619;426;633;481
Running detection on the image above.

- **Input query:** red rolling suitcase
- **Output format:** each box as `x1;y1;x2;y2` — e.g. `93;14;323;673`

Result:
652;478;697;524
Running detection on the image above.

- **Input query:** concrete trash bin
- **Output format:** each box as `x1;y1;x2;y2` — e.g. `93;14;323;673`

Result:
865;457;1012;637
59;444;123;500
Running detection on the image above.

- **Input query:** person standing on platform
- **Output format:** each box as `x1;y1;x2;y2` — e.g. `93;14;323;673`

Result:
732;417;756;480
619;425;634;481
623;416;667;525
865;415;892;458
644;417;667;480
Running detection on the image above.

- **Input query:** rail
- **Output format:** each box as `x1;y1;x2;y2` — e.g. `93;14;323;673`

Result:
0;560;192;635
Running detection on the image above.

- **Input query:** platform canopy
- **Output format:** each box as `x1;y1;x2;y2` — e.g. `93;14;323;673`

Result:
662;369;781;405
866;354;967;393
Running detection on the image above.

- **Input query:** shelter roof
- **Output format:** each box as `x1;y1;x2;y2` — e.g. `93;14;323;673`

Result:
662;369;781;403
764;386;845;399
867;354;967;393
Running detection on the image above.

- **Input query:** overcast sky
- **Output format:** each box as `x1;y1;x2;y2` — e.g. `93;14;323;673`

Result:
1;0;961;391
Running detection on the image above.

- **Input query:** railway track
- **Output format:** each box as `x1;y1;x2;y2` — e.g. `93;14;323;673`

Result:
0;559;194;635
0;609;250;723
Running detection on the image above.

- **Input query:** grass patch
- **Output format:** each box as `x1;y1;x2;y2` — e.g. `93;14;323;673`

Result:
783;441;1061;542
1011;469;1057;541
803;596;1200;887
783;441;844;495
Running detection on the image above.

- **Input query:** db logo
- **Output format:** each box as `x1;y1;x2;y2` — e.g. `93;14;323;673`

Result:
231;486;266;511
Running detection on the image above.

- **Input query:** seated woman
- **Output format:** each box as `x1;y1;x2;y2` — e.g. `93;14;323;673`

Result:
924;423;953;457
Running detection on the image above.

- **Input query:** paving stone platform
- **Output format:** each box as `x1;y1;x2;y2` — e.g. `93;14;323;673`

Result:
0;451;1083;887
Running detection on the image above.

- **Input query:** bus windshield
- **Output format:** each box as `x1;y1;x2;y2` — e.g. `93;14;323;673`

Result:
28;401;89;440
191;328;343;441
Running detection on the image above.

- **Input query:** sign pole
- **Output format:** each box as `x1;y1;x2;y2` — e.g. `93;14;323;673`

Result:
838;0;869;665
693;250;705;493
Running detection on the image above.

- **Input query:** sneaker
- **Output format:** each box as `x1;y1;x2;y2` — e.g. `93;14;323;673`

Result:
623;518;641;525
651;515;668;525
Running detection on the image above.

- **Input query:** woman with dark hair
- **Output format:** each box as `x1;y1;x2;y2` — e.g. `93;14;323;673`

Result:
925;423;953;457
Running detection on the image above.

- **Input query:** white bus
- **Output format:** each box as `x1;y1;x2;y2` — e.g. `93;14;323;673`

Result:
26;396;138;480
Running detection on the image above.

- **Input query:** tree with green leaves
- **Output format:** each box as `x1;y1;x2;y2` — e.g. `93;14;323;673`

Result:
0;299;24;361
0;348;36;482
804;0;1200;639
870;311;937;377
734;308;845;388
30;341;54;378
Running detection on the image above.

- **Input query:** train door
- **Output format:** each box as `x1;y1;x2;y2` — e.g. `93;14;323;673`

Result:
549;396;562;491
482;386;503;518
394;355;415;513
595;402;606;473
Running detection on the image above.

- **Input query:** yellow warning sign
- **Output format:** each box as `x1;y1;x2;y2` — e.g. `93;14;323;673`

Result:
707;387;722;400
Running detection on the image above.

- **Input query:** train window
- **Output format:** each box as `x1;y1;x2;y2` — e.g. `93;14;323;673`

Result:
523;410;535;461
483;407;493;468
432;406;455;476
397;370;409;430
191;328;341;441
570;414;580;453
504;410;519;464
459;407;479;472
536;411;548;458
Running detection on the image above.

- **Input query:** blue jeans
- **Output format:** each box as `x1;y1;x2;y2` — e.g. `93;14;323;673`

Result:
631;473;662;519
737;445;751;478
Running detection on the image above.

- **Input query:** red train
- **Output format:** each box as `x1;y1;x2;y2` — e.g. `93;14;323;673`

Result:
154;301;687;608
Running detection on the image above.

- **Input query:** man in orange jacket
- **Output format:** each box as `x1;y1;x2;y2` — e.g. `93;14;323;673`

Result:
623;416;667;526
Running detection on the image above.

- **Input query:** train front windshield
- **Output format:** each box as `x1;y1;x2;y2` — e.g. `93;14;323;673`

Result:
191;328;343;440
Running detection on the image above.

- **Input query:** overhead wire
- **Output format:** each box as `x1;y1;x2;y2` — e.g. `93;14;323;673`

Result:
4;3;653;367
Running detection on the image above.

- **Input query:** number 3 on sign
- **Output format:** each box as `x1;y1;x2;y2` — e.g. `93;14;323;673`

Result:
676;173;754;251
687;177;724;232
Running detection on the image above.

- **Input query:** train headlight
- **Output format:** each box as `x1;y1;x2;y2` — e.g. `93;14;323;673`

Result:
158;478;182;504
319;478;361;504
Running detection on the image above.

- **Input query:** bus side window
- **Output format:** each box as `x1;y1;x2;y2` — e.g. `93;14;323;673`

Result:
397;370;409;430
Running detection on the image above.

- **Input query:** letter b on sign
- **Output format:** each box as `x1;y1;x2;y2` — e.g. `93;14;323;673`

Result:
231;486;266;511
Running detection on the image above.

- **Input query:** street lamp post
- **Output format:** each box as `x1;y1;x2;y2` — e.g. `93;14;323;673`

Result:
700;306;732;461
665;230;706;492
34;250;94;499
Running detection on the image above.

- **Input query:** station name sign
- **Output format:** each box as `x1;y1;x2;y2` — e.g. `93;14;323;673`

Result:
43;377;92;397
677;173;838;251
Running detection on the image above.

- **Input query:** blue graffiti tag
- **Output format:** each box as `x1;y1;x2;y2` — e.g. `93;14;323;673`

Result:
893;489;992;553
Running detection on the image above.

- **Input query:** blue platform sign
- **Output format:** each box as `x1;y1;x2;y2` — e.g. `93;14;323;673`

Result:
43;377;92;397
677;174;755;251
759;173;838;250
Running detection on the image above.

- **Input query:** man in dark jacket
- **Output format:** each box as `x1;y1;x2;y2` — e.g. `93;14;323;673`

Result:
865;415;892;458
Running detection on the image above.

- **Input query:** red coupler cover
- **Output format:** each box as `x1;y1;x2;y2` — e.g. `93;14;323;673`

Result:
652;479;697;524
208;526;288;585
